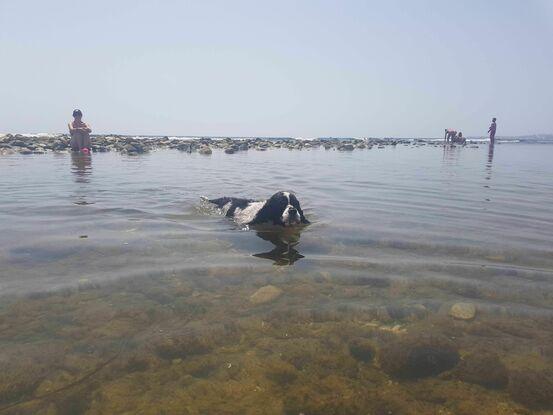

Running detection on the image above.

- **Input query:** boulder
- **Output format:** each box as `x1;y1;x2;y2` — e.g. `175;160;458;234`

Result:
379;335;460;379
199;146;212;155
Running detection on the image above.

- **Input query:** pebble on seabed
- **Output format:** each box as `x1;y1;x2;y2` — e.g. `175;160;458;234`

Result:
250;285;283;305
449;302;476;320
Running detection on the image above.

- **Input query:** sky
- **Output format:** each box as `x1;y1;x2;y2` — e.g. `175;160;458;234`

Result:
1;0;552;138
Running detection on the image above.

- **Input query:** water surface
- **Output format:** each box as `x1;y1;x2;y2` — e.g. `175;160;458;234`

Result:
1;143;553;414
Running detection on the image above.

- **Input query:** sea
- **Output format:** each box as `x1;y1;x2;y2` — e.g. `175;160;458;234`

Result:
0;141;552;414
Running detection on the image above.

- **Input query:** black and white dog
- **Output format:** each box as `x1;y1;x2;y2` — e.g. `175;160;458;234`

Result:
205;191;309;227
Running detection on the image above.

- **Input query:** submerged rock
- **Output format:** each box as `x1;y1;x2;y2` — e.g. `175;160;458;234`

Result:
349;338;376;363
455;352;508;389
508;369;553;409
379;335;460;379
250;285;283;305
449;302;476;320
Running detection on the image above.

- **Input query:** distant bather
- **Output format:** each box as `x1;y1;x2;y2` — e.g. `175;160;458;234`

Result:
68;109;92;152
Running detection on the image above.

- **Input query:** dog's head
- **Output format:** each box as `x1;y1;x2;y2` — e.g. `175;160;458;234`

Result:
254;191;310;227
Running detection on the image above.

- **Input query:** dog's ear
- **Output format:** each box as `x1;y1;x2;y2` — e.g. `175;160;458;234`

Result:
251;194;287;226
250;203;284;226
289;194;310;224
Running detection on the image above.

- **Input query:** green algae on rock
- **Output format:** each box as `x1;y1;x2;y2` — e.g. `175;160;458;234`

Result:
454;352;508;389
508;369;553;409
379;335;460;379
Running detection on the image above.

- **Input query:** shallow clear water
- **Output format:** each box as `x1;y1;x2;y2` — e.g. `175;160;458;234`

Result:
1;143;553;414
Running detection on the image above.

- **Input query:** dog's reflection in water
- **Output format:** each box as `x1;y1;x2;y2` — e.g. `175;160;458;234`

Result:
253;227;305;265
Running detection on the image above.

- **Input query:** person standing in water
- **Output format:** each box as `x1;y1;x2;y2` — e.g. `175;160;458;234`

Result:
488;117;497;143
68;109;92;152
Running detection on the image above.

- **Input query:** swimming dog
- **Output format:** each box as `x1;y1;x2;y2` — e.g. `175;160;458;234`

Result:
205;191;309;227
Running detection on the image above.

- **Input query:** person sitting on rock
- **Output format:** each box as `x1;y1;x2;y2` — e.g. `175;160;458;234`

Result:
68;109;92;152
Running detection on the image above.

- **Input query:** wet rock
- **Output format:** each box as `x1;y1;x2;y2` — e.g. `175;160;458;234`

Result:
449;302;476;320
124;143;137;153
224;147;235;154
348;338;376;363
177;142;192;152
379;335;460;379
19;149;33;155
198;146;212;155
455;352;508;389
508;369;553;409
250;285;283;305
338;143;354;151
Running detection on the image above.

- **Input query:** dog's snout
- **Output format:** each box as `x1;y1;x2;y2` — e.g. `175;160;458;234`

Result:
288;206;297;213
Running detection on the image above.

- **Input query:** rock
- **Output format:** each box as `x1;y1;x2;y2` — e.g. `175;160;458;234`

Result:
19;149;33;155
177;142;192;152
124;143;136;152
132;143;145;153
238;143;249;151
508;370;553;409
338;144;354;151
250;285;283;305
455;352;508;389
449;302;476;320
198;146;212;155
379;335;460;379
349;338;376;363
224;147;235;154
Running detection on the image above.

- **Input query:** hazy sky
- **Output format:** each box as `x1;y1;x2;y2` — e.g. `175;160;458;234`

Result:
1;0;552;137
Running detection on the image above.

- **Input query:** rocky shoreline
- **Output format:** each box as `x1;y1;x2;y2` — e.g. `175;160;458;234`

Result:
0;133;475;156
